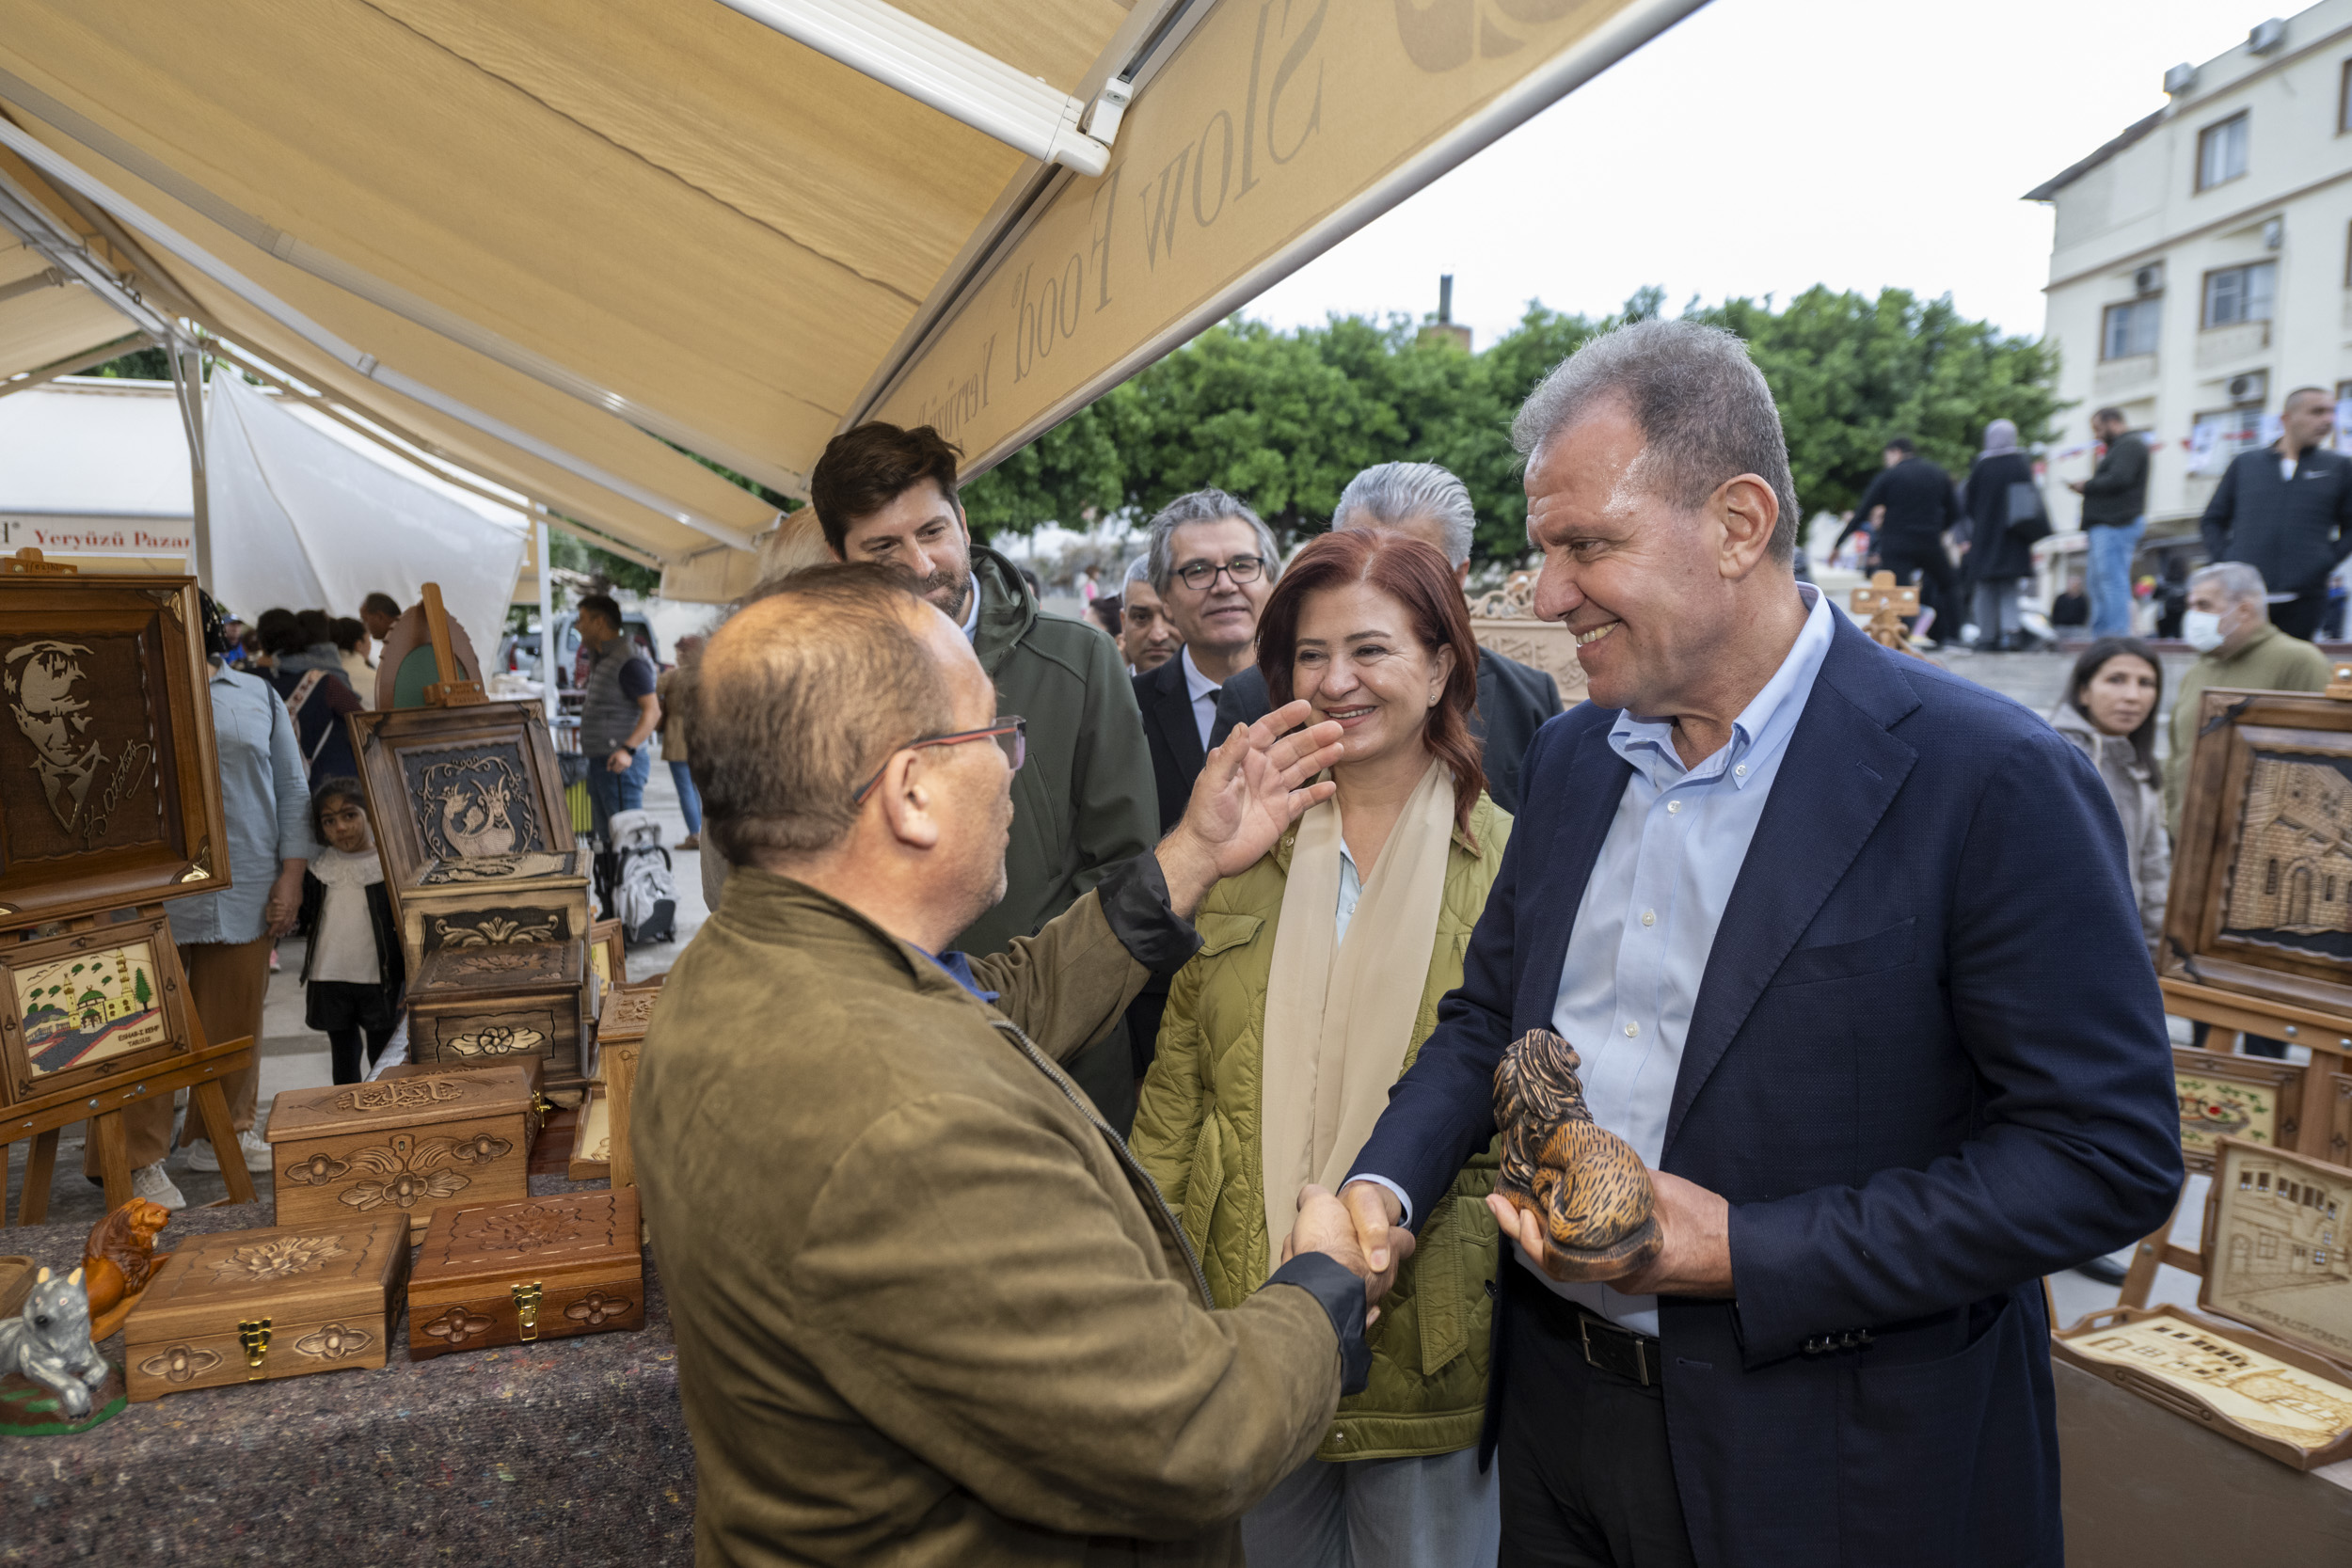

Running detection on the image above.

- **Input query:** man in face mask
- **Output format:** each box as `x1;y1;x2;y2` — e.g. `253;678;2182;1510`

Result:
2165;562;2333;836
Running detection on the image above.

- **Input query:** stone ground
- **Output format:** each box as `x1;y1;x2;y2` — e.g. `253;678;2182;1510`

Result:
2;643;2222;1320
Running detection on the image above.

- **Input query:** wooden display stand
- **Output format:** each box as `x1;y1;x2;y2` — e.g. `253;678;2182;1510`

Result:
1849;571;1929;658
0;552;256;1226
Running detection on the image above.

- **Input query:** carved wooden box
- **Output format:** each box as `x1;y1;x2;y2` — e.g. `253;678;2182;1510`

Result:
406;937;588;1084
569;1085;610;1180
398;850;593;978
264;1067;538;1239
121;1214;409;1402
407;1189;644;1359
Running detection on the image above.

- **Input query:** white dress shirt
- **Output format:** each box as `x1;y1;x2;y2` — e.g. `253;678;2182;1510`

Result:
1359;584;1836;1337
1180;647;1224;752
959;574;981;641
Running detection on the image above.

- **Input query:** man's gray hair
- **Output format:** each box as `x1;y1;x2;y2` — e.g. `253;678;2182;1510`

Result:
2190;561;2266;605
1145;488;1280;594
1512;318;1801;562
1334;462;1476;567
1121;553;1152;590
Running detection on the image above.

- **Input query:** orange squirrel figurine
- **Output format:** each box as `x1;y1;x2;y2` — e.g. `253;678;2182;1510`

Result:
81;1198;172;1319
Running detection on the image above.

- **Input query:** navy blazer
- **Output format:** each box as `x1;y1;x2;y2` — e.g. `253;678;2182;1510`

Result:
1133;655;1207;834
1348;614;2181;1568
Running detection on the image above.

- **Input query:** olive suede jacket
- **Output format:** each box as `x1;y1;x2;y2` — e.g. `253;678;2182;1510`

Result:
636;860;1363;1568
1132;793;1510;1463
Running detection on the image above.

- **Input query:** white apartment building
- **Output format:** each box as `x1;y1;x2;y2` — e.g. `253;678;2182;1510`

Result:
2031;1;2352;565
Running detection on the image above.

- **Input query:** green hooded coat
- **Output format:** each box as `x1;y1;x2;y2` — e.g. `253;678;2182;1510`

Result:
1131;793;1509;1463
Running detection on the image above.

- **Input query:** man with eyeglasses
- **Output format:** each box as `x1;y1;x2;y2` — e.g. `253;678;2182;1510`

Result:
639;563;1391;1568
1132;489;1281;833
811;420;1158;1130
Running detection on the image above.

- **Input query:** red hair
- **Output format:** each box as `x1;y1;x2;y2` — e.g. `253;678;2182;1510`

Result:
1255;530;1486;843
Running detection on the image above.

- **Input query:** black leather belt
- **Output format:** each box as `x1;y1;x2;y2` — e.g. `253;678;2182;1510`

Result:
1573;1304;1660;1387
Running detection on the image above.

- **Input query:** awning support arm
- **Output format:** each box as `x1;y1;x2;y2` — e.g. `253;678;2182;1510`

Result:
0;119;755;554
709;0;1126;175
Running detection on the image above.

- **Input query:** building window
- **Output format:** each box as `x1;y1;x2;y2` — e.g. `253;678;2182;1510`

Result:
2261;1230;2280;1257
2205;261;2277;326
2200;113;2249;190
2267;858;2281;894
2260;1170;2273;1191
2102;298;2161;359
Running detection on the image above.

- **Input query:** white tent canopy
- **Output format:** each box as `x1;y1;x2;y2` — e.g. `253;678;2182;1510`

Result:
205;372;526;653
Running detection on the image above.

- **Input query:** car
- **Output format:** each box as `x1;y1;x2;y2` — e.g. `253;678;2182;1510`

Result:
502;610;661;715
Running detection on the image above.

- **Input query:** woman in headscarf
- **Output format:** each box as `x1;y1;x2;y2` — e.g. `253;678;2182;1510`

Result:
1131;527;1507;1568
1960;420;2044;651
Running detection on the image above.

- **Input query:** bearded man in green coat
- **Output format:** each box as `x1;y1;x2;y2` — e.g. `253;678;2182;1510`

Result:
812;421;1157;1131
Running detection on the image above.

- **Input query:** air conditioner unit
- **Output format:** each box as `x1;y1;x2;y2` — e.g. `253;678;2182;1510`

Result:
2228;371;2270;404
2164;62;2200;96
2249;18;2287;54
2134;263;2165;295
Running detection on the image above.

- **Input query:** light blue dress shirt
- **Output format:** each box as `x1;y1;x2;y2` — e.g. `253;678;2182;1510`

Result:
167;662;321;947
1533;582;1834;1335
1334;838;1363;945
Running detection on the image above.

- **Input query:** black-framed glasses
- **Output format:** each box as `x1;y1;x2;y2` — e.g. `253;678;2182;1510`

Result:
852;717;1027;804
1174;555;1265;591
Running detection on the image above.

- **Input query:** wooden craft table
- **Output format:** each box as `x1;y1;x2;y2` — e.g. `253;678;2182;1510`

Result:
0;1177;691;1565
2058;1358;2352;1565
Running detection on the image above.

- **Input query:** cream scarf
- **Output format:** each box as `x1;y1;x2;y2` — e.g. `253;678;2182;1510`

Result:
1259;757;1454;1257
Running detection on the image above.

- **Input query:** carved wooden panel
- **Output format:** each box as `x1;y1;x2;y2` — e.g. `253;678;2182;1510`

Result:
350;702;572;894
2172;1047;2305;1174
2201;1138;2352;1370
0;910;196;1108
0;574;225;924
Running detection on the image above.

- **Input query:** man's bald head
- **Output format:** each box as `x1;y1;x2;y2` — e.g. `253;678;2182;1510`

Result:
694;564;956;863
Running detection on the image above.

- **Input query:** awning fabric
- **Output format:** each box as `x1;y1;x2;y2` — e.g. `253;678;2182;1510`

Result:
206;372;527;654
0;0;1695;600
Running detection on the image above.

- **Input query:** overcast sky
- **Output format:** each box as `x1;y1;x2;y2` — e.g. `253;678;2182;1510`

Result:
1242;0;2270;344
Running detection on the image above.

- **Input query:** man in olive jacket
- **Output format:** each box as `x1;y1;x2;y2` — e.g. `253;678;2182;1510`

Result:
812;422;1157;1129
639;565;1386;1568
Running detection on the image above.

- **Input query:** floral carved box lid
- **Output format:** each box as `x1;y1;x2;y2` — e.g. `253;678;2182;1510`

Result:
411;938;585;997
262;1064;538;1143
412;1189;643;1302
123;1213;410;1347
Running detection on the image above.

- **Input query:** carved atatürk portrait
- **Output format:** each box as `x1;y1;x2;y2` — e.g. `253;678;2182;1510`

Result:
1;635;159;854
400;744;546;860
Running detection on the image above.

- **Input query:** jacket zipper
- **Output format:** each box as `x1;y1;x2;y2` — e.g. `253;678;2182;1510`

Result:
992;1019;1216;1308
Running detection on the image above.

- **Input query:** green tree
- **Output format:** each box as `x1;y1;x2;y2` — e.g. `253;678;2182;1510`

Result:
134;967;152;1009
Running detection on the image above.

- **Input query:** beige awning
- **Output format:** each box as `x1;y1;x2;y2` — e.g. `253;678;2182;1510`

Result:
0;0;1699;600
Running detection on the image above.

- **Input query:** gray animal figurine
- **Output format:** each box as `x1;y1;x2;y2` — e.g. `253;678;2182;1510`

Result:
0;1266;109;1418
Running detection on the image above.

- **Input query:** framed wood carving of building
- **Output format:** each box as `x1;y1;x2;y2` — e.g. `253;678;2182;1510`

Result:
0;572;226;924
2165;688;2352;1014
0;911;194;1108
2202;1138;2352;1370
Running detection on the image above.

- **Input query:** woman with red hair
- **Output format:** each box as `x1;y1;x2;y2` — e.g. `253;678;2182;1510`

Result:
1132;528;1509;1565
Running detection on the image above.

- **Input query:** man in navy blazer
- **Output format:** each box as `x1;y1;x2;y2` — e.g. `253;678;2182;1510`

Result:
1339;321;2180;1567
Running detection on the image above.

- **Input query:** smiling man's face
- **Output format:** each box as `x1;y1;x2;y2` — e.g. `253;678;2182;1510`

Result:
1526;401;1726;719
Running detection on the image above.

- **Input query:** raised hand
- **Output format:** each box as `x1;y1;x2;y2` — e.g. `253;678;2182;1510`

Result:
1156;699;1343;915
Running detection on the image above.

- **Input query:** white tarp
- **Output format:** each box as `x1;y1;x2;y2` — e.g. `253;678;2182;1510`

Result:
205;371;526;656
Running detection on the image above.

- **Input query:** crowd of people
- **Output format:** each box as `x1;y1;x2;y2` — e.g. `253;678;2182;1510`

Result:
631;317;2204;1568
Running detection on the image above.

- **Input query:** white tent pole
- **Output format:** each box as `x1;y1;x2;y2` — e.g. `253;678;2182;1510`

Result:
535;510;557;724
0;119;757;554
709;0;1123;175
171;338;212;588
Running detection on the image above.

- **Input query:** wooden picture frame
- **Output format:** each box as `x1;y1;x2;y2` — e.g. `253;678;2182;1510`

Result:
569;1085;611;1180
350;701;576;893
2201;1137;2352;1370
0;911;195;1108
0;572;226;924
2165;688;2352;1014
589;919;626;990
2173;1047;2305;1173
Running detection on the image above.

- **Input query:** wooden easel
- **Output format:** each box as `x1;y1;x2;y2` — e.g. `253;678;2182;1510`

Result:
419;582;487;708
3;911;258;1227
1850;570;1926;657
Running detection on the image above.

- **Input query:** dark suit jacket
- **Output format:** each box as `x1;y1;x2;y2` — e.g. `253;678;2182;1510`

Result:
2200;443;2352;597
1133;654;1208;834
1347;614;2180;1568
1212;648;1563;816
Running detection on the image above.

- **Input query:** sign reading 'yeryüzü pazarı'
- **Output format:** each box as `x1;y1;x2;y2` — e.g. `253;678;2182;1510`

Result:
872;0;1705;472
1;515;193;557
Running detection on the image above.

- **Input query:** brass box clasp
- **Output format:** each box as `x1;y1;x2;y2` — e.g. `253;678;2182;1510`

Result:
237;1318;273;1378
512;1281;544;1340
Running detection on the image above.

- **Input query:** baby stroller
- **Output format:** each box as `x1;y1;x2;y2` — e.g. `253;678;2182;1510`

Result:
603;809;678;946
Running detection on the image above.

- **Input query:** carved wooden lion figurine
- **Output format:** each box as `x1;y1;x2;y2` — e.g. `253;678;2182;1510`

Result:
1492;1029;1662;1280
82;1198;172;1319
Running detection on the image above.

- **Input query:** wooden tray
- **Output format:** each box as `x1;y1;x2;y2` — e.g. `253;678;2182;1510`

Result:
2054;1303;2352;1470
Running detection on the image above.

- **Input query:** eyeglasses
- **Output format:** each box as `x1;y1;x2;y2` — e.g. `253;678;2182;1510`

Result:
852;716;1027;804
1174;556;1266;591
